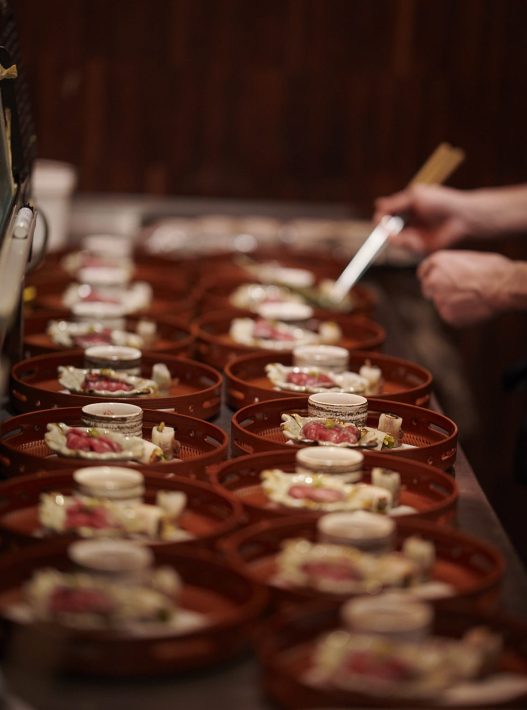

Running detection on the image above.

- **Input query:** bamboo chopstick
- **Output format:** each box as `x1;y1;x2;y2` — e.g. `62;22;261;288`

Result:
408;142;465;187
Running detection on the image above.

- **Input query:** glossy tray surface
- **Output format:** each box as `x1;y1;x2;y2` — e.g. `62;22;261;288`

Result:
210;449;458;524
198;273;377;316
255;604;527;709
0;407;228;478
11;351;221;419
231;396;458;470
220;515;504;609
0;541;267;676
192;308;386;369
23;312;194;358
225;349;433;410
0;470;245;549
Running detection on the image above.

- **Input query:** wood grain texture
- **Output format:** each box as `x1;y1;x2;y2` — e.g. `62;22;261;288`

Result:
12;0;527;208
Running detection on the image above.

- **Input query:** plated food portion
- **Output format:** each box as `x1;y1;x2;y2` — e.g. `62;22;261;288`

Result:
221;513;503;608
11;351;222;419
48;318;146;349
40;486;188;542
58;366;158;396
281;411;408;450
225;349;433;409
229;312;342;351
199;272;376;316
231;396;458;470
28;273;198;321
0;540;266;674
210;449;458;524
20;540;184;629
23;312;194;358
266;362;374;394
192;308;385;369
61;281;154;314
229;278;358;313
256;602;527;708
261;467;414;516
0;468;244;547
0;407;228;477
44;422;180;464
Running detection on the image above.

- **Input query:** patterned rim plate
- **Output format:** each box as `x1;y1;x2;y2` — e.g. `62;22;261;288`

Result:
231;396;458;470
219;514;504;610
0;541;267;676
0;407;228;479
23;312;194;358
11;351;222;419
0;470;245;549
191;308;386;370
255;604;527;709
225;350;433;410
209;449;458;525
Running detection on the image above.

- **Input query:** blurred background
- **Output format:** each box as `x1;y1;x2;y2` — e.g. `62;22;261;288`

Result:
12;0;527;561
12;0;527;204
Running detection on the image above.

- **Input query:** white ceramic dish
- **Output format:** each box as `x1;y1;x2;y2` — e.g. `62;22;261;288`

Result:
293;344;349;372
308;392;368;426
295;446;364;480
73;466;145;500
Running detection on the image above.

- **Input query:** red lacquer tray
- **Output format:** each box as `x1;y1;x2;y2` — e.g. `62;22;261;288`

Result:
0;470;245;550
255;604;527;709
0;541;267;676
220;515;504;610
209;449;458;524
191;308;386;370
27;258;194;289
225;350;433;410
0;407;228;479
198;274;376;316
23;311;194;358
28;275;199;320
11;351;222;419
231;396;458;470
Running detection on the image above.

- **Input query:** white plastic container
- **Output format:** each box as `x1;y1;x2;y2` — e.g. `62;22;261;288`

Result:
32;159;77;251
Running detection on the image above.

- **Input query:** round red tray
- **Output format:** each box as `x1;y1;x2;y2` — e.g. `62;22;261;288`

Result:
153;248;354;279
191;308;386;370
23;311;194;358
28;258;195;289
28;275;199;320
209;449;458;525
220;515;504;610
197;274;376;316
255;604;527;709
11;351;222;419
0;407;228;479
225;350;433;410
0;470;245;550
0;540;267;676
231;396;458;470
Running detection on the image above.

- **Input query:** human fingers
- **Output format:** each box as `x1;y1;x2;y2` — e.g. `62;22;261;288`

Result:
417;252;458;298
416;252;439;282
374;189;415;220
433;290;490;327
389;228;428;253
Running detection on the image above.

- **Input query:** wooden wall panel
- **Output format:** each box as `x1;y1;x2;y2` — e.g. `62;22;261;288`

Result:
12;0;527;210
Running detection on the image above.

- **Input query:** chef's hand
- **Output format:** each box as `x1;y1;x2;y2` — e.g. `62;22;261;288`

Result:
374;185;475;253
375;183;527;254
417;250;523;327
